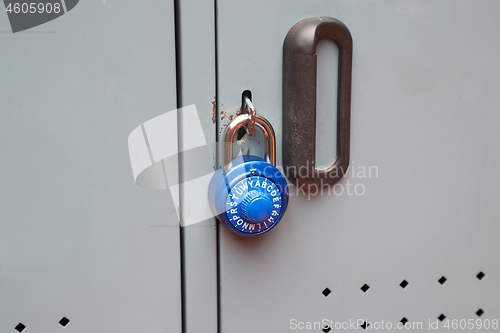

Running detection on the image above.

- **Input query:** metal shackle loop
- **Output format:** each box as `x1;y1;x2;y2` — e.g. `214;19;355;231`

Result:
223;114;276;172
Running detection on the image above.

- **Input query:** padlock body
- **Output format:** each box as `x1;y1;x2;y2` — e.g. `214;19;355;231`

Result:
208;155;289;236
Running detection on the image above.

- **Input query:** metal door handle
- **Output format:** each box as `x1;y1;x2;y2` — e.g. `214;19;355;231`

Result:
283;16;353;189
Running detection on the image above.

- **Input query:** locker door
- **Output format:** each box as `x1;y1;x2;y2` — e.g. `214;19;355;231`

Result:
0;1;182;332
214;1;500;332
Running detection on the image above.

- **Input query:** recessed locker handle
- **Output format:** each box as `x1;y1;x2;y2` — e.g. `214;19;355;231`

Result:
283;16;353;188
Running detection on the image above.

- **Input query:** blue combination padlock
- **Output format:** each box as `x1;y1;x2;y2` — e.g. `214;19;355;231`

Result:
208;112;289;236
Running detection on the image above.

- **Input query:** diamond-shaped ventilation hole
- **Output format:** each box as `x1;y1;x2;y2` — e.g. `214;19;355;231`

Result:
322;288;331;297
361;284;370;293
438;276;447;285
400;317;409;326
477;272;485;280
59;317;70;327
15;323;26;332
322;325;331;333
360;321;370;330
476;309;484;317
400;280;409;289
438;314;446;322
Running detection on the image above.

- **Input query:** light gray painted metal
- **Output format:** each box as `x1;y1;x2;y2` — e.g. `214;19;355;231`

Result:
216;1;500;332
316;39;339;168
177;0;218;332
0;1;181;332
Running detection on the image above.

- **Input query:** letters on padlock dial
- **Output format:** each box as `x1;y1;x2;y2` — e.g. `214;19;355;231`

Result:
208;114;289;236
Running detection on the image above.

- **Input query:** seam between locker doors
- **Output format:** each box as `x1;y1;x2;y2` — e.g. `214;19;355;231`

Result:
214;0;222;332
173;0;186;332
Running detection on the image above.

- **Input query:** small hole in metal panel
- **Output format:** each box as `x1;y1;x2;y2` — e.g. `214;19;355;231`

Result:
476;309;484;317
360;321;370;330
241;90;252;109
361;284;370;293
322;325;331;333
400;317;409;326
400;280;409;289
236;125;246;141
438;314;446;322
15;323;26;332
59;317;70;327
322;288;331;297
237;90;252;141
477;271;485;280
438;276;447;285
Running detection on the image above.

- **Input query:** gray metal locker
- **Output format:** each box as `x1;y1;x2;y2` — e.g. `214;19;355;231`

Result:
211;1;500;332
0;1;182;332
2;1;500;333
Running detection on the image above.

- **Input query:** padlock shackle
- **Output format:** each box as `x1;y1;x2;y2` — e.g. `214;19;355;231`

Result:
223;114;276;172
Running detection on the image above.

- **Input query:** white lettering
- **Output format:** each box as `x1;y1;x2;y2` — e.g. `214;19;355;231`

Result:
354;184;365;196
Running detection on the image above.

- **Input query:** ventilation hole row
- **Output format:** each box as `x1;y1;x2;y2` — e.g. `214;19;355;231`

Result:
439;271;486;285
437;309;485;320
323;271;486;298
321;272;487;332
323;311;487;333
355;313;486;330
322;319;397;332
418;310;486;324
322;321;370;332
15;317;69;332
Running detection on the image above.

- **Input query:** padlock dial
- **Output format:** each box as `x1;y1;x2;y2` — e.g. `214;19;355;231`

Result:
241;190;273;223
225;176;283;234
208;155;289;236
